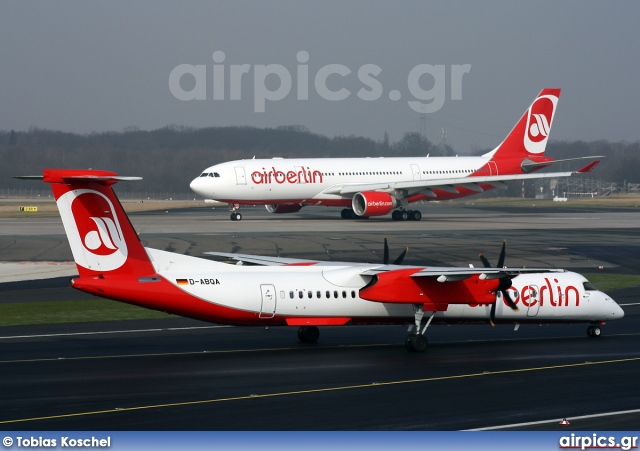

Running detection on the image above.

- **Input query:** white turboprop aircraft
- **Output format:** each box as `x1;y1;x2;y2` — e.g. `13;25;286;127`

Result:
17;169;623;351
190;88;601;221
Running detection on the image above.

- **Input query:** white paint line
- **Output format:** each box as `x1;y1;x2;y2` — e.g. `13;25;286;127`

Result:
0;325;231;340
466;408;640;430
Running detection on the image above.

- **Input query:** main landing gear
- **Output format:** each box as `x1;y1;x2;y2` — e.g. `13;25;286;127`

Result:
405;305;436;352
340;208;422;221
340;208;369;219
298;326;320;343
392;209;422;221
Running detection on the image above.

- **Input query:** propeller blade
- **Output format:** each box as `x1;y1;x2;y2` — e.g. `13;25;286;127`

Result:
383;237;389;265
489;302;496;327
393;247;408;265
497;240;507;268
501;289;519;311
478;253;492;268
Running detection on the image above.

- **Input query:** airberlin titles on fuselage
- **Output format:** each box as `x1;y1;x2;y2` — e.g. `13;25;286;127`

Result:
251;166;323;185
471;277;583;309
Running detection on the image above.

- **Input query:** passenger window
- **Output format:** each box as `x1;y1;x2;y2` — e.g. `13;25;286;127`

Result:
326;291;330;298
316;291;321;298
308;291;313;299
342;291;346;298
334;291;338;298
351;291;356;298
289;291;294;299
280;291;285;299
299;291;303;299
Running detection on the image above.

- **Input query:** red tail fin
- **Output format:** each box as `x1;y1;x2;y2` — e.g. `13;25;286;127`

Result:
484;88;561;162
43;169;155;278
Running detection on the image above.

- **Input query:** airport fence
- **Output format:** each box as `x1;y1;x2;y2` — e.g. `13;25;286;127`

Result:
0;188;197;200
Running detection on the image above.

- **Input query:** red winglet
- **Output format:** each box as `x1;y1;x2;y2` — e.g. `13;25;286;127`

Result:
577;160;600;173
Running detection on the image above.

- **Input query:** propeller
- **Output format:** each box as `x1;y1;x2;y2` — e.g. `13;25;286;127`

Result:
478;240;519;326
383;237;408;265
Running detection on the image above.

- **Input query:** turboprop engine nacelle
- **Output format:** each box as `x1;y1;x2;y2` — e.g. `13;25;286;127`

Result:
352;191;398;217
265;204;304;214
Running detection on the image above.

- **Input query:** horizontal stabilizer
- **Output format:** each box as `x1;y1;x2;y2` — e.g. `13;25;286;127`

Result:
15;169;141;184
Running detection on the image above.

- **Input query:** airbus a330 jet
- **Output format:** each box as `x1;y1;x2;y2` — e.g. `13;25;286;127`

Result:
17;169;623;351
190;88;601;221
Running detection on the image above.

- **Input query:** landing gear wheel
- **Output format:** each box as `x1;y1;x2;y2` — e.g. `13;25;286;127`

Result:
298;326;320;343
230;212;242;221
587;325;601;338
400;210;409;221
392;210;401;221
341;208;357;219
405;334;427;352
405;333;417;351
410;210;422;221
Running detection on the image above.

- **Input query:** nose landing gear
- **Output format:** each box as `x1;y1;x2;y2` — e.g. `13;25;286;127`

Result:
587;324;602;338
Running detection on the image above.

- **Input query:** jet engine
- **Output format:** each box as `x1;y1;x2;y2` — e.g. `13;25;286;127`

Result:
352;191;397;217
265;204;303;214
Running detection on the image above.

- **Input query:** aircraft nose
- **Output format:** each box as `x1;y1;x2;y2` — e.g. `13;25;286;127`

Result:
189;177;208;197
604;294;625;319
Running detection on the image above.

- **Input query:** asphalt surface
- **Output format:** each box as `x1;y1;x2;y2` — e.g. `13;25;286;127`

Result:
1;204;640;431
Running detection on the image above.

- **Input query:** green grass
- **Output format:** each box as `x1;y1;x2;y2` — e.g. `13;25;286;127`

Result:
583;273;640;291
0;299;174;327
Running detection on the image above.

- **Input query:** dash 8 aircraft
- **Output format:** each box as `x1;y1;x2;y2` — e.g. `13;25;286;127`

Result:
18;169;623;351
190;88;601;221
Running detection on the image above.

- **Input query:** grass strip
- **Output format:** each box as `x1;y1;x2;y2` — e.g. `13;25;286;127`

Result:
583;273;640;291
0;299;173;327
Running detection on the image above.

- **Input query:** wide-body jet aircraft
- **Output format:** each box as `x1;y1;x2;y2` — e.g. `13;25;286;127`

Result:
190;88;601;221
17;169;623;351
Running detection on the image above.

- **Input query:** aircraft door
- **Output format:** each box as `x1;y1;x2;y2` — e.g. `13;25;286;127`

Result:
235;167;247;185
259;284;277;318
525;285;540;317
411;164;421;180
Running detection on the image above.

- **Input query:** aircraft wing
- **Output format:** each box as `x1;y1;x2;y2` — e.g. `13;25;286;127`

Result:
203;252;355;267
360;266;565;280
323;162;600;198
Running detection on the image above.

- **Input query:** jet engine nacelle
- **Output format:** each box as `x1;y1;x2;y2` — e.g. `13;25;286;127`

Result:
352;191;397;217
265;204;303;214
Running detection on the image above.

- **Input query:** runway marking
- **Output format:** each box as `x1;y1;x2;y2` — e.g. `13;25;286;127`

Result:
467;408;640;430
1;356;639;426
0;325;231;340
0;343;390;364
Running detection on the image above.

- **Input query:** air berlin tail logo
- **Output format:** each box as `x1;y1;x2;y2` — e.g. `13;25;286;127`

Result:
57;189;128;271
524;94;558;154
84;217;123;253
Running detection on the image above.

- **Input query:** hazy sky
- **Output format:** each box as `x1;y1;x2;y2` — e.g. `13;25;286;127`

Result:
1;1;638;153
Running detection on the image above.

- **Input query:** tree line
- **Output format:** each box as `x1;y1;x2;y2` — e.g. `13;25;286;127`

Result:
0;126;637;196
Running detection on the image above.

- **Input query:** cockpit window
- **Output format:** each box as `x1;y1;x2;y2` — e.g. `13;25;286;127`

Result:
200;173;209;177
213;172;220;177
583;281;597;291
